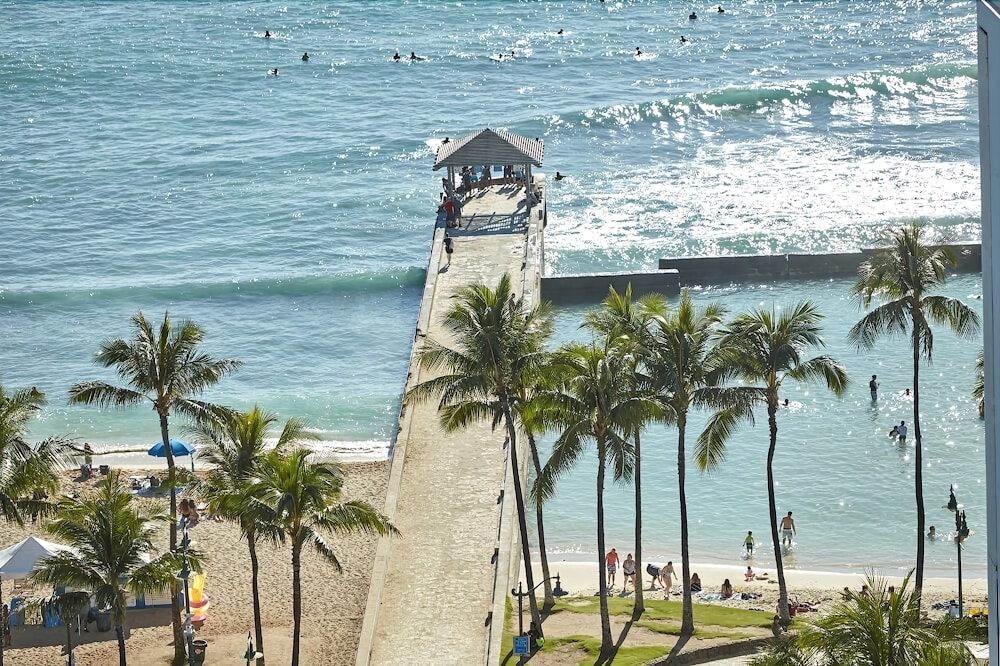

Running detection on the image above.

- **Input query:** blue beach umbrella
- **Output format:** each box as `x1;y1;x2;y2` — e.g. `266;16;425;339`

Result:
149;439;197;472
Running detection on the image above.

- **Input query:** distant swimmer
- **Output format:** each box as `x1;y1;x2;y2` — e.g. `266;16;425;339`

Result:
635;47;642;56
718;5;725;12
554;171;565;181
558;28;564;35
393;51;401;61
268;68;279;76
301;52;309;61
264;30;272;39
689;12;698;20
680;35;689;43
410;51;425;61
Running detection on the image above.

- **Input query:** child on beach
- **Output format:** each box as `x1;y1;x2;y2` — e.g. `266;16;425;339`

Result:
745;566;755;581
743;530;755;556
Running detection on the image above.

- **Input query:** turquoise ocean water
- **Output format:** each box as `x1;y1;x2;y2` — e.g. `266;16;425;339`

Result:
1;1;984;574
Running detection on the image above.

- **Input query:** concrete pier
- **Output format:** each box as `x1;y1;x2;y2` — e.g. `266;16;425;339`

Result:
356;182;544;666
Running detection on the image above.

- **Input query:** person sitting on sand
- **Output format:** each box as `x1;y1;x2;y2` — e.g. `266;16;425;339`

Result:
745;566;756;581
721;579;734;599
690;572;702;592
179;498;200;528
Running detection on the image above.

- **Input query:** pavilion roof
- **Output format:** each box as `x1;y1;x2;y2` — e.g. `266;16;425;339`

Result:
433;128;543;171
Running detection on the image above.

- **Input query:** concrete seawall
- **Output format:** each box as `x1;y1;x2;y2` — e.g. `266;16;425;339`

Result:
540;243;981;305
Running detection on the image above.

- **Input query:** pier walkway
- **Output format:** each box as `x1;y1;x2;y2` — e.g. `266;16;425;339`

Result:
357;182;545;666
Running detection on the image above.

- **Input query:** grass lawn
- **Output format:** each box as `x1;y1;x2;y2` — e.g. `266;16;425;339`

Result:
500;594;776;665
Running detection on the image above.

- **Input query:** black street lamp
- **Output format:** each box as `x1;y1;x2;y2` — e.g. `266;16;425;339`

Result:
175;526;196;666
951;488;972;618
511;574;568;663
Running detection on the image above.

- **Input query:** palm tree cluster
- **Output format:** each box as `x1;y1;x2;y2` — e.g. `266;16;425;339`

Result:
749;571;974;665
408;222;980;658
1;311;396;666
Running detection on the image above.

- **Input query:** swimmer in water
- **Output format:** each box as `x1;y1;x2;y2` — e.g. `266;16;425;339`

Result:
264;30;272;39
558;28;564;35
680;35;689;43
268;68;279;76
393;51;401;61
689;12;698;20
718;5;725;12
301;52;309;61
410;51;423;61
554;171;565;181
635;47;642;56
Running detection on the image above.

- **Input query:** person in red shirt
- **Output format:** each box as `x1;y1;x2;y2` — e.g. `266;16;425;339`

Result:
605;548;620;589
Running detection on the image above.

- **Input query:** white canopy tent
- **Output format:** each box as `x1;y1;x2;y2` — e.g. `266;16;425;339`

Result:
0;536;75;581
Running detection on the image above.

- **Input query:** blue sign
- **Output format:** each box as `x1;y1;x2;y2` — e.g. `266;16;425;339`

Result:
513;635;531;656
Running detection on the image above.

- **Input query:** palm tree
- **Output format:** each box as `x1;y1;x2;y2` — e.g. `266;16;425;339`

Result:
646;290;727;635
252;449;397;666
0;383;66;525
582;284;665;618
405;274;553;630
191;407;313;666
68;310;242;660
751;571;974;665
25;591;90;666
699;302;848;627
974;348;985;419
30;471;180;666
849;223;981;597
534;341;657;655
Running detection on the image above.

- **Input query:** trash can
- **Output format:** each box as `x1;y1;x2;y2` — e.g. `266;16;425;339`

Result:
96;611;112;632
191;639;208;664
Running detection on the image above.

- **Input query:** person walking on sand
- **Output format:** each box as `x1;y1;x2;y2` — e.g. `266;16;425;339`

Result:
661;560;677;596
443;233;454;265
622;553;636;592
606;548;620;588
869;374;879;401
780;511;796;547
744;530;756;556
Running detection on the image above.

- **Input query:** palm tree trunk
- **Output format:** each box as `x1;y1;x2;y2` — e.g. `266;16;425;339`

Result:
596;437;613;654
65;622;73;666
502;404;541;632
116;623;127;666
291;542;302;666
248;536;265;665
157;414;185;664
527;432;555;609
912;339;925;602
632;432;645;619
677;416;694;635
767;406;790;627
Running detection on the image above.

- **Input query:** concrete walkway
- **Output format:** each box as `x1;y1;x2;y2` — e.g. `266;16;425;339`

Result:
357;184;544;666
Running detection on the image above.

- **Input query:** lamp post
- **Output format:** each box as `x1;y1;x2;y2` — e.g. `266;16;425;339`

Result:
175;525;196;666
242;630;263;666
511;574;568;663
955;506;971;617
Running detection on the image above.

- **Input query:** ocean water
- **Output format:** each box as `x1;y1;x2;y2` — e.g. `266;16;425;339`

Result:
0;1;983;572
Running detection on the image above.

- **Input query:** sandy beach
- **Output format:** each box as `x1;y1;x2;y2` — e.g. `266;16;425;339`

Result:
523;559;987;617
2;459;388;666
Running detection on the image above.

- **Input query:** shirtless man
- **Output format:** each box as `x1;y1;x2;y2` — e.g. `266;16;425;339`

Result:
780;511;796;547
605;548;620;589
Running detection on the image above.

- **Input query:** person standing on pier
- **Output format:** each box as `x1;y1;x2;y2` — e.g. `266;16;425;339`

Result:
443;233;454;265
